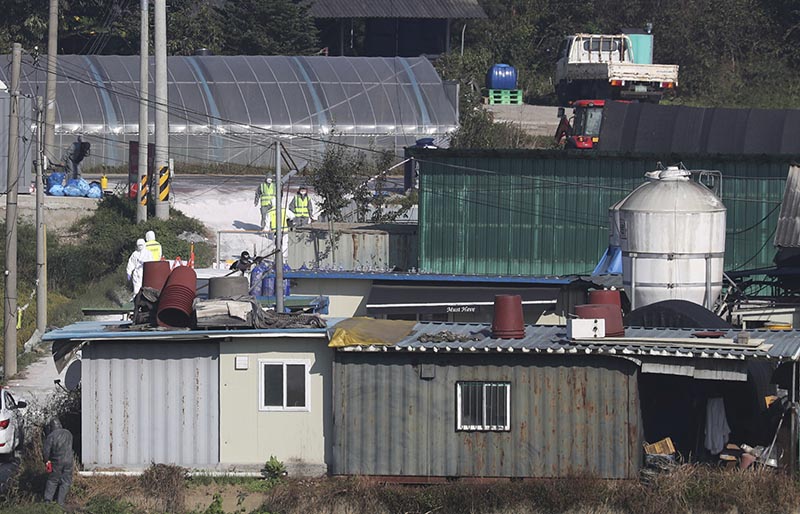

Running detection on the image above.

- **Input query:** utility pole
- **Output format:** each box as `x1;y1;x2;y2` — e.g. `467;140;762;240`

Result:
275;142;285;314
4;44;21;378
153;0;169;220
35;96;47;334
43;0;58;165
137;0;149;223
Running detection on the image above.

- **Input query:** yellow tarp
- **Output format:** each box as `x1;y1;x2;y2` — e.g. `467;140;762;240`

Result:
328;317;417;348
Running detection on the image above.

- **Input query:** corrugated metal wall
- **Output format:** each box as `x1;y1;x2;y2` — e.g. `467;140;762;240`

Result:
332;353;642;479
414;150;789;275
82;341;220;468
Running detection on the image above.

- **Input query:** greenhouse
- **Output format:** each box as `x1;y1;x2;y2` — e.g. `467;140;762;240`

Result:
0;54;459;169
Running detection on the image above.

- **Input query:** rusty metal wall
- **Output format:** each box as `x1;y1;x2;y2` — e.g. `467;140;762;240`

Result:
333;353;642;478
289;224;418;271
82;341;220;468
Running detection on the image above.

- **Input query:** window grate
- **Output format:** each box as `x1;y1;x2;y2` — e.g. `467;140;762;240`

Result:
456;381;510;431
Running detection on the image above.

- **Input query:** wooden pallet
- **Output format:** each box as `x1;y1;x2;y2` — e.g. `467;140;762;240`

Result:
486;89;523;105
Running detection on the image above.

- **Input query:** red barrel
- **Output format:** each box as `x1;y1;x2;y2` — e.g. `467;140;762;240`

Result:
589;289;622;309
492;295;525;339
157;266;197;328
142;261;171;291
575;304;624;337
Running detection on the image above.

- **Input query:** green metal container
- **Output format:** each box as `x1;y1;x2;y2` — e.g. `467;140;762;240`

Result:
626;34;653;64
412;149;790;277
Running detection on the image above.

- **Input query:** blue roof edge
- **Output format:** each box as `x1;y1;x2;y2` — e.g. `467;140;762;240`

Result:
285;271;574;284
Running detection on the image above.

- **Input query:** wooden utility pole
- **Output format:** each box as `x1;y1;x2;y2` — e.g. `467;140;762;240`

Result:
275;142;284;313
35;96;47;333
4;44;22;378
153;0;169;220
137;0;149;223
43;0;58;164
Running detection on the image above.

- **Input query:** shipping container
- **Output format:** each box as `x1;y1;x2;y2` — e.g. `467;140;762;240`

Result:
411;149;790;276
332;352;642;479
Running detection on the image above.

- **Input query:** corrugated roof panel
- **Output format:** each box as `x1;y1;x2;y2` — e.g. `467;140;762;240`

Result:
775;165;800;247
309;0;487;19
416;150;789;276
350;322;800;361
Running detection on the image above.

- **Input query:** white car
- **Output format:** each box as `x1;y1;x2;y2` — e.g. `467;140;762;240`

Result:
0;388;26;459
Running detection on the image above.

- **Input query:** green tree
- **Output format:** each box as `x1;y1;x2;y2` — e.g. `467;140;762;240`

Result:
219;0;319;55
167;0;226;55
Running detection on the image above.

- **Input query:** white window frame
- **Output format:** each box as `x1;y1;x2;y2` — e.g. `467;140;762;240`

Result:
258;359;311;412
456;381;511;431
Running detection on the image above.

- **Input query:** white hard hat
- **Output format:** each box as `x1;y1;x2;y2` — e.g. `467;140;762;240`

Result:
145;230;155;241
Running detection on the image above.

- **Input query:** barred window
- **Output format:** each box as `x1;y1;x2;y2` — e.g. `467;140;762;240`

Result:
456;382;510;431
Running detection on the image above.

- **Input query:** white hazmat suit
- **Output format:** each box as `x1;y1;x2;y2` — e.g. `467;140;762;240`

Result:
126;238;152;295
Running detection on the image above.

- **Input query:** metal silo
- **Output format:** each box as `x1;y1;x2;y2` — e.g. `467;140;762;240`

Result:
616;166;726;309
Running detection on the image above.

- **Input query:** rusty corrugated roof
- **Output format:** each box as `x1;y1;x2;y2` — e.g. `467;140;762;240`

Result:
341;322;800;361
308;0;487;18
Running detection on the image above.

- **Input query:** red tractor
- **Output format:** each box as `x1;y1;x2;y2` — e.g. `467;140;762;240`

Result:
554;99;609;149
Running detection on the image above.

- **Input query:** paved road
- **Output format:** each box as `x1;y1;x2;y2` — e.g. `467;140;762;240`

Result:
485;104;561;137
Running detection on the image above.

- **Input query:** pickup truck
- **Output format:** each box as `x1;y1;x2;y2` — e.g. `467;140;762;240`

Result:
554;33;678;105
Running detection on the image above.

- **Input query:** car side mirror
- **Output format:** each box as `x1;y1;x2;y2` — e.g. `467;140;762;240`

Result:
557;107;565;118
15;401;26;409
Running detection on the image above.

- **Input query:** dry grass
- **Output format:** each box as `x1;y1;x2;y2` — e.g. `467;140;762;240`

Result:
4;466;800;513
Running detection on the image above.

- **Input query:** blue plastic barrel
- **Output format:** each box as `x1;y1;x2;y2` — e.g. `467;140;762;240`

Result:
486;64;517;90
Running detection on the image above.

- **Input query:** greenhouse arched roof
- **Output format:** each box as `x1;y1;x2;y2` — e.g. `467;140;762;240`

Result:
0;54;458;166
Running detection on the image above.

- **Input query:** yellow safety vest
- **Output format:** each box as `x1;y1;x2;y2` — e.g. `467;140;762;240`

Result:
259;183;275;207
269;208;289;230
145;240;162;260
294;196;309;217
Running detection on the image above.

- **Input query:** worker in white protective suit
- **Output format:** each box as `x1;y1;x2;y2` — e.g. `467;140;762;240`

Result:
126;238;152;296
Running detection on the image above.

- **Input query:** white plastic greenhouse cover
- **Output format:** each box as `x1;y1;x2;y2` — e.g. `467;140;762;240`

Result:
0;54;459;168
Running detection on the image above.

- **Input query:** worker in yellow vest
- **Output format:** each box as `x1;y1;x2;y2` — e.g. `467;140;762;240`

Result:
254;176;276;230
288;186;314;226
144;230;162;260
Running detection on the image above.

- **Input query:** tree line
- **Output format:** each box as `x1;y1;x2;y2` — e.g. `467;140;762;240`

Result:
1;0;797;109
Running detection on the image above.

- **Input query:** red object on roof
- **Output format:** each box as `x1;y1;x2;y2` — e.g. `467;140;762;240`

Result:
572;99;606;108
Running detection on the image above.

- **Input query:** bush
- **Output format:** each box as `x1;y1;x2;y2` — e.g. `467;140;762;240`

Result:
139;463;187;513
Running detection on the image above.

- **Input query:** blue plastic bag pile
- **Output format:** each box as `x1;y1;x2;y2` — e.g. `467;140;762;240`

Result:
47;172;103;198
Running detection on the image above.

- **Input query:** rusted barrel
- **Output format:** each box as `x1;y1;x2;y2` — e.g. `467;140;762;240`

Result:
491;294;525;339
589;289;622;309
157;266;197;327
575;304;624;337
142;260;171;291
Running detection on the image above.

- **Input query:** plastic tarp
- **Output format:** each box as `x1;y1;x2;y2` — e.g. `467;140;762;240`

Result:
592;245;623;276
328;317;416;347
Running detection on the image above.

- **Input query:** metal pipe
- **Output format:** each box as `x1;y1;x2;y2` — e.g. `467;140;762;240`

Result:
460;24;467;56
137;0;149;223
705;255;712;310
792;362;797;474
153;0;169;219
35;96;47;333
275;142;284;313
43;0;58;164
629;253;636;310
4;44;22;378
